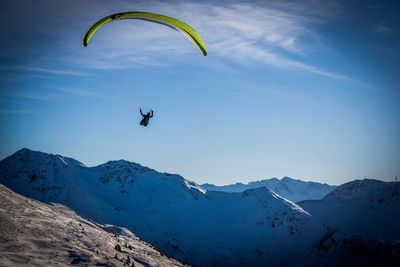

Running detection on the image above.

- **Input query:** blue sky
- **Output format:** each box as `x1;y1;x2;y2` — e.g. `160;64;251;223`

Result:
0;0;399;185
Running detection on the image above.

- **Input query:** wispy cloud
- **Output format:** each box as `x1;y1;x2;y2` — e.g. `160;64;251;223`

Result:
0;85;107;102
211;39;351;81
81;2;313;57
51;86;108;99
0;109;32;114
1;89;55;101
74;1;349;80
2;0;350;81
203;4;311;54
0;65;89;76
373;24;393;35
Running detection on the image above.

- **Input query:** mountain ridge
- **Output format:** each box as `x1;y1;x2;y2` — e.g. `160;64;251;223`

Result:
0;148;312;266
202;176;337;202
1;148;399;266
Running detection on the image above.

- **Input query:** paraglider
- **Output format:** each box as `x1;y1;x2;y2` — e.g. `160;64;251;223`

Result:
140;108;153;127
82;12;207;128
82;11;207;56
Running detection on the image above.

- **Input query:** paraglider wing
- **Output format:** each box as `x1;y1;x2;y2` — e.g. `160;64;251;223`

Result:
82;11;207;56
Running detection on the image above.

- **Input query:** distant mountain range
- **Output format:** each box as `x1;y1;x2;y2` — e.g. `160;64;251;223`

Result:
1;148;399;266
202;177;337;202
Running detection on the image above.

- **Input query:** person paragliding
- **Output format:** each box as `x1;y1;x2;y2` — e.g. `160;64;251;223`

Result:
82;12;206;126
140;108;153;127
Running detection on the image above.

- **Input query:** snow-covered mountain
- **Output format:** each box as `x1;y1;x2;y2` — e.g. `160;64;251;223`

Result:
299;179;400;240
0;149;312;266
0;184;184;267
202;176;336;202
1;148;399;266
299;179;400;266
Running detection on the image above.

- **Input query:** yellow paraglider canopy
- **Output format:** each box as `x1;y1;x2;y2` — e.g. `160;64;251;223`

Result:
82;11;207;56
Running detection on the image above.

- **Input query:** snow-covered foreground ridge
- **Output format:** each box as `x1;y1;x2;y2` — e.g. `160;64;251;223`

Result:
0;184;184;267
202;176;337;202
1;148;400;267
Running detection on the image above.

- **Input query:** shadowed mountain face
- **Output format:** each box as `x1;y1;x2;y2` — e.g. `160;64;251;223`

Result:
1;148;399;267
299;179;400;267
299;179;400;240
202;176;337;202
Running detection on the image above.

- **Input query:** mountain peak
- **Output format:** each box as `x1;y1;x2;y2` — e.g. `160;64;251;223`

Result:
100;159;148;169
282;176;296;182
14;147;44;156
95;159;151;175
324;179;399;201
10;148;85;168
2;148;86;167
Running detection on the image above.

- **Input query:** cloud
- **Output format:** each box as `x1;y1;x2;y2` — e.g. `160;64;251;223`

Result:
2;0;350;81
51;86;108;99
0;86;107;101
373;24;393;35
0;109;32;114
210;39;350;81
77;1;350;80
203;4;310;54
0;65;89;77
0;89;54;101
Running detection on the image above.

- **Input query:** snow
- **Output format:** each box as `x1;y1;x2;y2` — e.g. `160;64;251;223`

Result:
1;148;399;266
202;176;337;202
0;149;312;266
0;184;184;267
299;179;400;240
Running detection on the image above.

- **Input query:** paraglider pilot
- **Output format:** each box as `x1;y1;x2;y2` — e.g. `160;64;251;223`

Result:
140;108;153;127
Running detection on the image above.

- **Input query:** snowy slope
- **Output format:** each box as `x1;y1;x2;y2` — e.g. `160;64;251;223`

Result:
1;149;399;266
202;176;336;202
0;184;184;267
299;179;400;240
0;149;313;266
